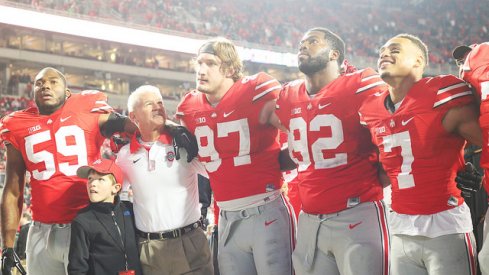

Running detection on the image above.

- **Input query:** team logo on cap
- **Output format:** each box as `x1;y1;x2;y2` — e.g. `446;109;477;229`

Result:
167;151;175;162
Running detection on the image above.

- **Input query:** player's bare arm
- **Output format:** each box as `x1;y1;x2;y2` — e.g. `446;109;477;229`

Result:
1;144;27;248
260;99;296;170
261;99;287;132
442;102;483;146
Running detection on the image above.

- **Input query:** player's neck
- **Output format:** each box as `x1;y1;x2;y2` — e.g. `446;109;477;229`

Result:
305;68;340;95
385;74;421;104
205;80;235;105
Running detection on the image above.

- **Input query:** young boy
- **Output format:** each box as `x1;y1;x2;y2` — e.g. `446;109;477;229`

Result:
68;158;142;275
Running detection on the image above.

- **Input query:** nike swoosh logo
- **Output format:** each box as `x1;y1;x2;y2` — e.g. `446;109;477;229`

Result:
349;221;362;229
60;116;71;122
133;158;141;164
374;92;383;96
401;117;414;126
265;219;278;227
223;110;235;118
318;103;331;109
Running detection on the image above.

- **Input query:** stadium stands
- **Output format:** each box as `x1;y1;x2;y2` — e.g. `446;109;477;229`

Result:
8;0;489;64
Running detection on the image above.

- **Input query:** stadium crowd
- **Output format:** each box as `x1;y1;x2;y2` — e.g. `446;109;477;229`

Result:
7;0;489;64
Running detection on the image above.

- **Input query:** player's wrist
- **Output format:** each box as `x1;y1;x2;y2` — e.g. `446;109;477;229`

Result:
1;247;14;254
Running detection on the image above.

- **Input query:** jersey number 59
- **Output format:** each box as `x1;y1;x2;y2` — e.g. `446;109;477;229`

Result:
25;125;88;180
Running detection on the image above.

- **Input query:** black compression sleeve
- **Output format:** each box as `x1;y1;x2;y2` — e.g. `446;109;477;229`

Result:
100;112;128;138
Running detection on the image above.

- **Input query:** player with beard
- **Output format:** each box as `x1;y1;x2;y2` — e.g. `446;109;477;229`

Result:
275;27;390;275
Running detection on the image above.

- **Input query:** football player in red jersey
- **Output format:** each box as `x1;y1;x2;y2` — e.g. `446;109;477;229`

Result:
0;67;198;275
275;27;390;275
176;37;295;275
359;34;482;275
452;42;489;275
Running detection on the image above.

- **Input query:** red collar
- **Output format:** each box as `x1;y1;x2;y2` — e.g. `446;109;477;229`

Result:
129;130;172;153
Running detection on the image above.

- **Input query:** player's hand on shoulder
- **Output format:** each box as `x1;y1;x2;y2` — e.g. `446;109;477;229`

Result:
456;162;483;197
165;124;198;162
109;132;131;154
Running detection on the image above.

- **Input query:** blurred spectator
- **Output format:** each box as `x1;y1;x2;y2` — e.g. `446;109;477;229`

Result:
7;0;489;64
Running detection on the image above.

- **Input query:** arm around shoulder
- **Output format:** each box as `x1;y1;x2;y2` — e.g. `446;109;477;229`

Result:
442;102;482;146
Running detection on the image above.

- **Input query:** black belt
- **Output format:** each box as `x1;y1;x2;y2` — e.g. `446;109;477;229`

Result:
137;221;201;240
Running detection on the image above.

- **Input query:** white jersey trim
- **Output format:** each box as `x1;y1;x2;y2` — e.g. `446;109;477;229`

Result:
389;203;473;238
437;82;468;95
355;81;385;94
433;91;472;108
361;75;381;82
256;79;278;90
253;85;281;102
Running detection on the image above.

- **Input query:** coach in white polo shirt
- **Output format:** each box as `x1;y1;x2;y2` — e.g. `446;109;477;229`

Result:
116;85;213;275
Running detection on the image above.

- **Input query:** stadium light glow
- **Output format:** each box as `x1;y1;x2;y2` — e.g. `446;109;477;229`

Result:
0;5;298;67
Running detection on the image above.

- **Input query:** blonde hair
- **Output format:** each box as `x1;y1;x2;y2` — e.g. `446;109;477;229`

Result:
198;37;244;81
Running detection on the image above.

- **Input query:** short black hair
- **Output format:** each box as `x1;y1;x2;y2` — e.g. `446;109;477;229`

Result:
394;34;429;66
37;67;67;87
307;27;345;65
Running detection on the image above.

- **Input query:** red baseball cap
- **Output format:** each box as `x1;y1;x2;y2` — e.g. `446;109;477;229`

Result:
77;158;124;184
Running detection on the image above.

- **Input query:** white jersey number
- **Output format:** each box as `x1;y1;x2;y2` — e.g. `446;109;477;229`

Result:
25;125;88;180
288;114;346;171
195;119;251;172
382;131;415;189
481;81;489;100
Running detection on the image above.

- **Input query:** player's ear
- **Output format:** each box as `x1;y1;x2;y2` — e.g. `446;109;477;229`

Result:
414;52;425;69
329;49;340;62
129;111;138;124
225;67;235;79
65;89;72;99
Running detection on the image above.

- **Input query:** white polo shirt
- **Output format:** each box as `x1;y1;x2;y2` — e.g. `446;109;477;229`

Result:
116;132;207;233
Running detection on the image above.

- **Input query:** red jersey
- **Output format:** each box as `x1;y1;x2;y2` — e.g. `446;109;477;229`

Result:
0;91;112;223
275;68;386;214
460;43;489;189
359;75;473;215
176;72;282;202
280;131;301;217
